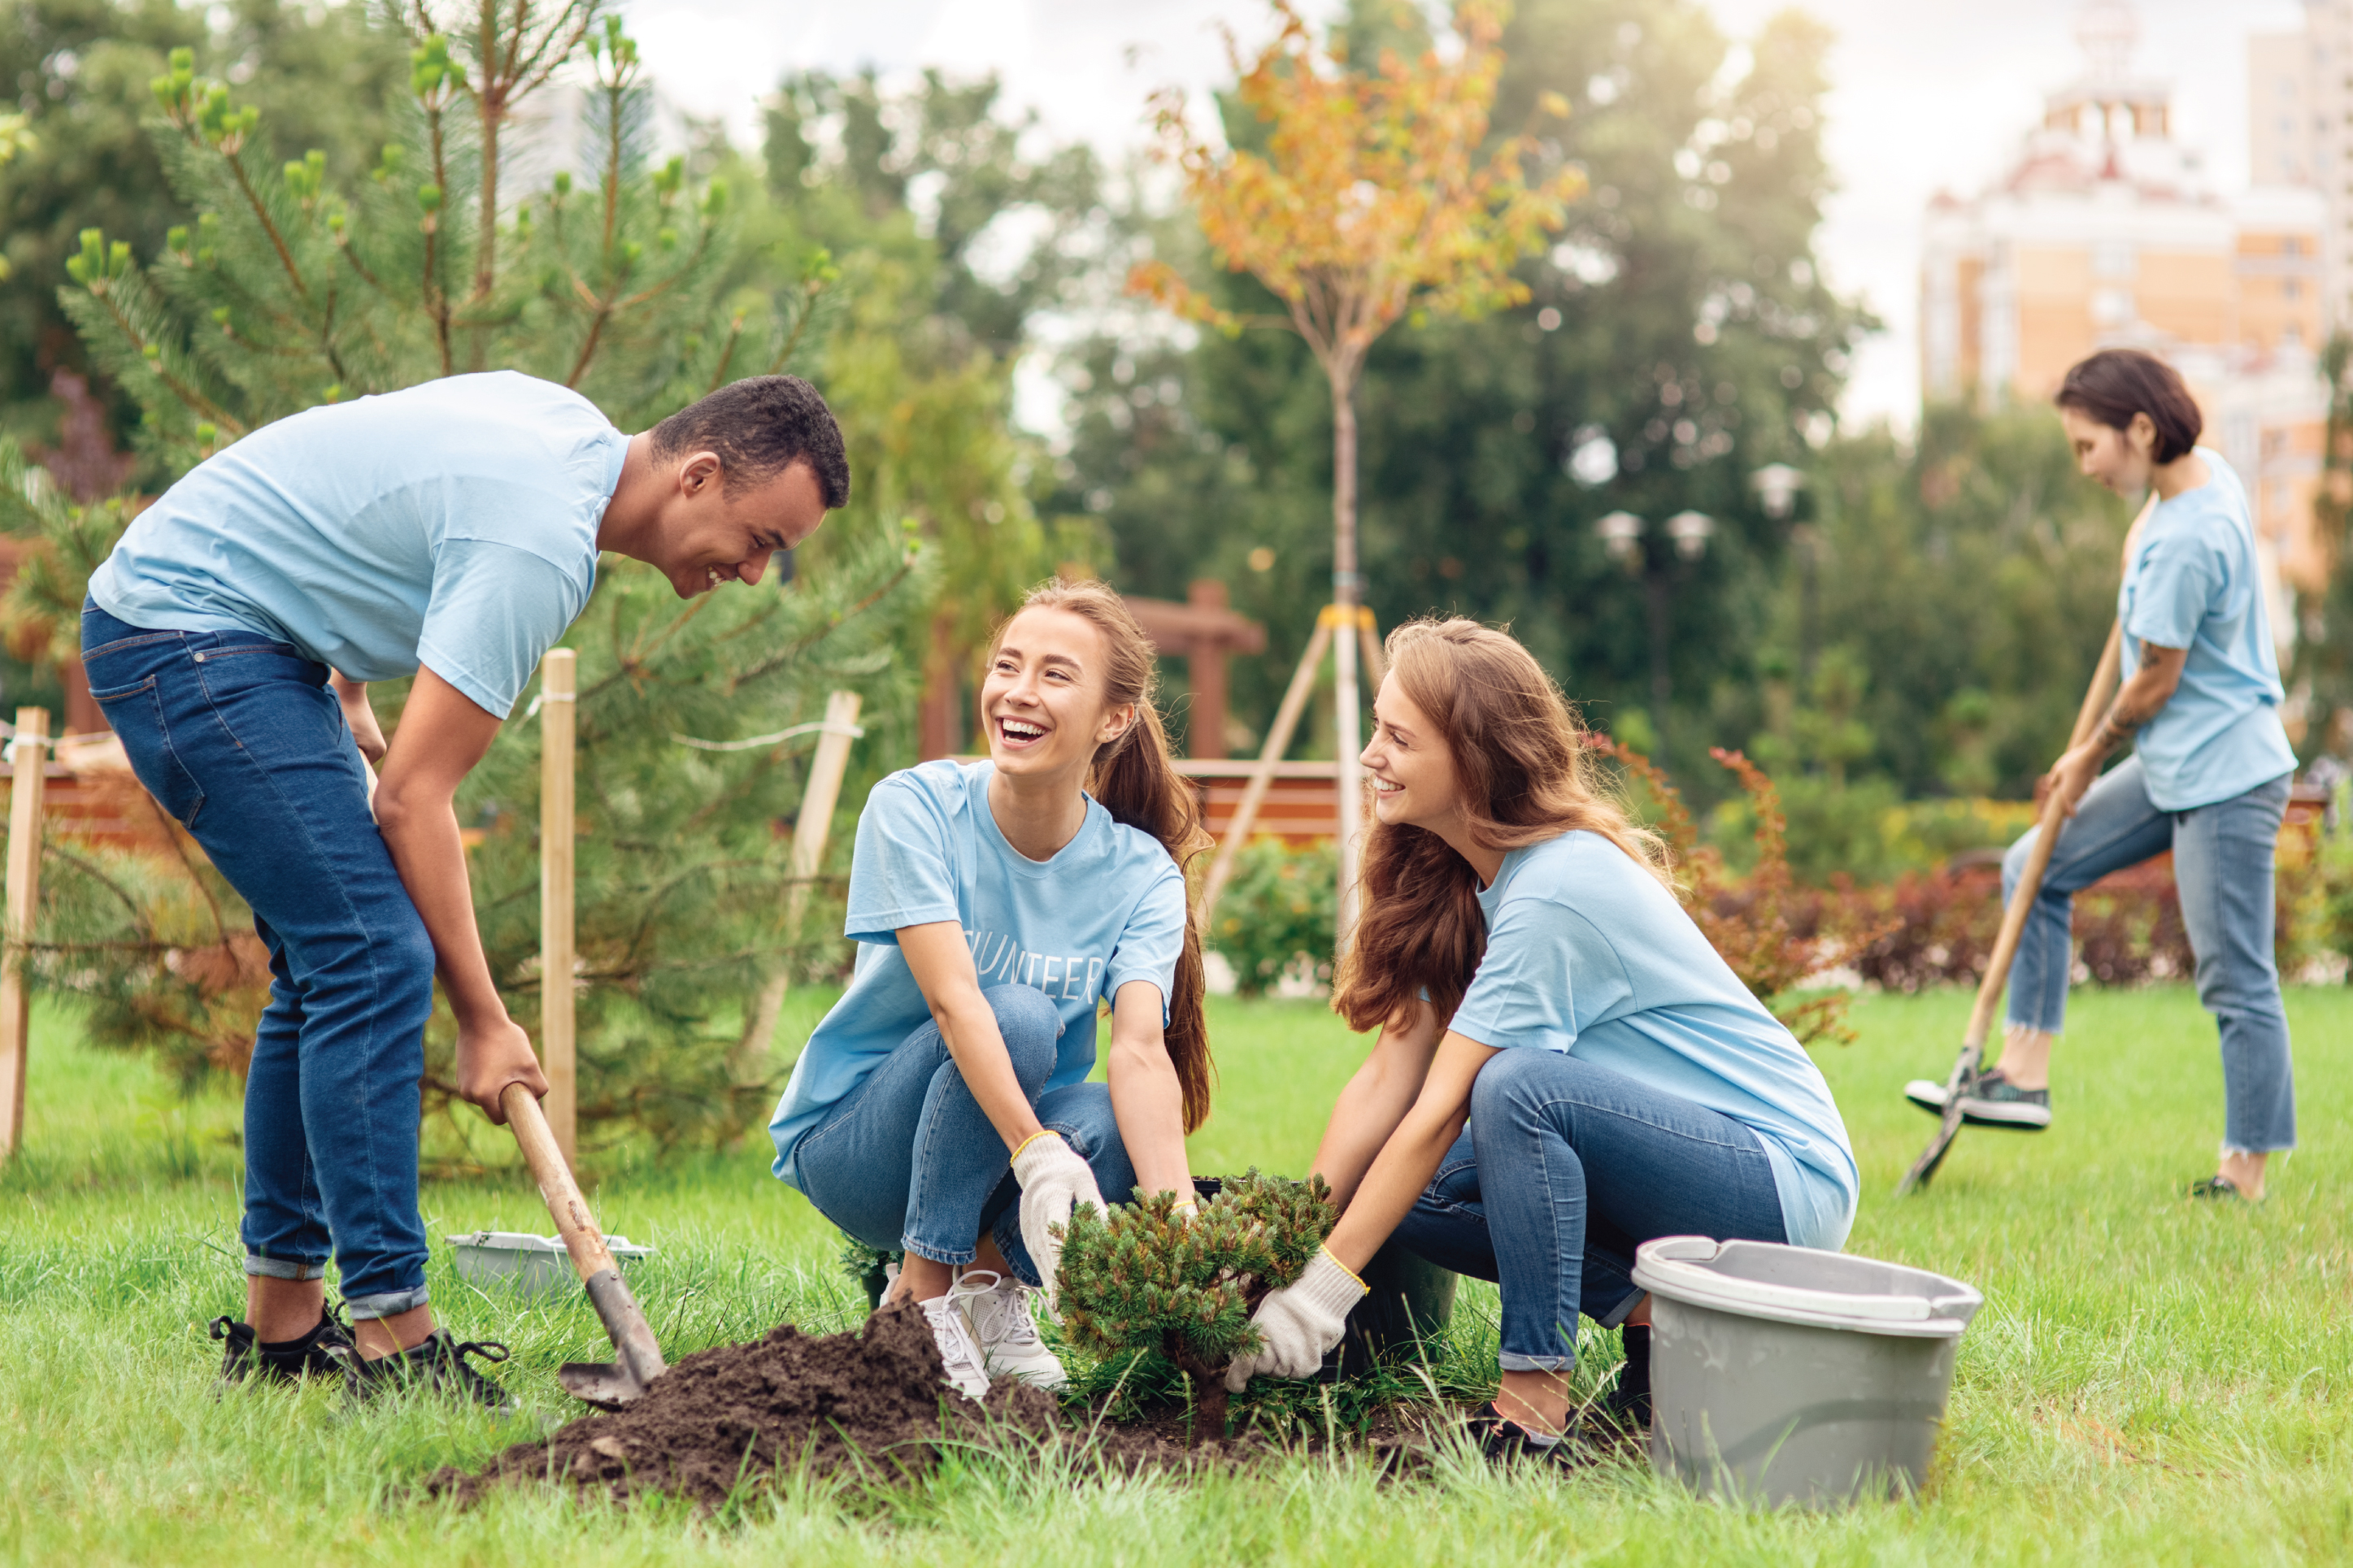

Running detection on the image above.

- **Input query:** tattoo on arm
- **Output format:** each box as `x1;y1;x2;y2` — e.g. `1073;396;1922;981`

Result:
2091;705;2144;754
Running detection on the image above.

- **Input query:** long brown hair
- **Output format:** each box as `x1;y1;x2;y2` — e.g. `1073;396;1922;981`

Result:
992;577;1215;1131
1333;619;1670;1036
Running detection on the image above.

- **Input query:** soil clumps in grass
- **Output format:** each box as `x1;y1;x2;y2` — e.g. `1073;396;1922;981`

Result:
432;1300;1234;1508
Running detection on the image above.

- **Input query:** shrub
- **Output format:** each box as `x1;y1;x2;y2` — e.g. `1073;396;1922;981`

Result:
1055;1170;1337;1443
1606;742;1890;1046
1207;839;1337;997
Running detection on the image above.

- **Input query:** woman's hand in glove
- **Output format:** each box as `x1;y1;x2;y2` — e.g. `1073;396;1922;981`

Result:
1011;1131;1105;1305
1224;1247;1368;1392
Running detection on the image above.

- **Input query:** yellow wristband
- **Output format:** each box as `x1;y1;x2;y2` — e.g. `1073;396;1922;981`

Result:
1010;1130;1061;1164
1320;1244;1368;1293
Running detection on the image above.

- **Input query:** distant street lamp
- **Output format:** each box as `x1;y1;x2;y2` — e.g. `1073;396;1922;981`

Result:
1752;461;1817;678
1751;463;1804;520
1664;510;1715;560
1594;508;1713;758
1595;510;1644;563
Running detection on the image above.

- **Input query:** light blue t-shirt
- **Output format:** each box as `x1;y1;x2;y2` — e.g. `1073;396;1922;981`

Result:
1446;831;1859;1251
89;371;625;719
2119;450;2297;811
768;759;1190;1189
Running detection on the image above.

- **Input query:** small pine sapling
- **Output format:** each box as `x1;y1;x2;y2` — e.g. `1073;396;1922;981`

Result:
1055;1170;1337;1443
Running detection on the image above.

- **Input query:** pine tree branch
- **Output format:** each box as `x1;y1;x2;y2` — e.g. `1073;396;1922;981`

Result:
41;845;157;943
86;286;245;435
703;315;745;393
218;146;312;305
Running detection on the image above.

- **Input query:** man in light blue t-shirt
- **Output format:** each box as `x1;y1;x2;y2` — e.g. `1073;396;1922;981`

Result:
81;371;845;1403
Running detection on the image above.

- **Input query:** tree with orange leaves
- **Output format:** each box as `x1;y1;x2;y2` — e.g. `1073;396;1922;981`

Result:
1133;0;1579;943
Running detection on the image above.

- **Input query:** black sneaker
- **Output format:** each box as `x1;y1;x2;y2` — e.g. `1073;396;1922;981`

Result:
1903;1068;2051;1130
1463;1407;1594;1470
1598;1324;1651;1434
211;1307;354;1386
339;1329;516;1413
2187;1175;2263;1205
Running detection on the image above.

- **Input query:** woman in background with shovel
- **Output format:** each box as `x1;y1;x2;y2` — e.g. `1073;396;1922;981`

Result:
1903;349;2299;1202
768;577;1209;1401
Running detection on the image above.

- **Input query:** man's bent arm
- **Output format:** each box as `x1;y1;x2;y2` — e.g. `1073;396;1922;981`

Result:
372;666;548;1123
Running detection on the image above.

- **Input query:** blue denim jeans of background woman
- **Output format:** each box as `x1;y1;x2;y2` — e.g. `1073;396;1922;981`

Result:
2001;755;2295;1153
1390;1049;1786;1372
794;984;1140;1284
80;602;437;1318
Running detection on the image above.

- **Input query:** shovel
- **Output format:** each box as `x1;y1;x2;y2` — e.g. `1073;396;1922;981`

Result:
1897;617;2122;1194
498;1082;668;1406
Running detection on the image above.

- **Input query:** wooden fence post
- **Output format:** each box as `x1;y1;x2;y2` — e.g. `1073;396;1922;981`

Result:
539;651;576;1166
0;708;50;1164
733;690;863;1079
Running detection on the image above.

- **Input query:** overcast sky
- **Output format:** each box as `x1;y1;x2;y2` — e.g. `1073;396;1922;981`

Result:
617;0;2305;435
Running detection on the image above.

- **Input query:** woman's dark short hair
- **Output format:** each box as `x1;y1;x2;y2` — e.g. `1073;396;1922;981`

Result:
650;375;851;508
2054;350;2203;464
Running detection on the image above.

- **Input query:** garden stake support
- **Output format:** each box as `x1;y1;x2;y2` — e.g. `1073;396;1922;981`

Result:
1898;618;2122;1195
0;708;47;1164
1196;605;1381;935
540;649;576;1165
499;1080;668;1407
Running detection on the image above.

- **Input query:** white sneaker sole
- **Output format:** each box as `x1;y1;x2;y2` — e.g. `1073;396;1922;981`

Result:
984;1350;1069;1392
1903;1078;2051;1130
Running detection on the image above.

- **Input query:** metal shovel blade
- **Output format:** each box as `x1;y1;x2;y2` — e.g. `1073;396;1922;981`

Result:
558;1266;668;1409
558;1358;651;1411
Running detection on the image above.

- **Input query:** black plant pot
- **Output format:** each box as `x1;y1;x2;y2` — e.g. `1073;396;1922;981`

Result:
1328;1236;1458;1378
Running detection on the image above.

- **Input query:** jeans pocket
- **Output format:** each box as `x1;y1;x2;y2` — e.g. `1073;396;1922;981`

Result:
90;676;207;827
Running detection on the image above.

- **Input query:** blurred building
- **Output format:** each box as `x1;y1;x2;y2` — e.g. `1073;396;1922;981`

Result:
1920;1;2327;671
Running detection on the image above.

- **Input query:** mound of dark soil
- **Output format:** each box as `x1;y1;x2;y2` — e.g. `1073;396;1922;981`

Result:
430;1300;1242;1508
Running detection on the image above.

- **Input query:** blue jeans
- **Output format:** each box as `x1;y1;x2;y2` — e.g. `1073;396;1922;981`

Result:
1392;1049;1787;1372
81;603;436;1318
793;985;1138;1285
2002;755;2294;1153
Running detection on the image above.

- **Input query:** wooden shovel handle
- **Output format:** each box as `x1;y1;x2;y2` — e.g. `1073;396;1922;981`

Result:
1955;617;2125;1060
501;1082;618;1286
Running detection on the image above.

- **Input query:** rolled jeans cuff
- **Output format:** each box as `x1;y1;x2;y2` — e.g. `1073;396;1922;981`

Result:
1498;1351;1577;1373
244;1253;328;1282
343;1284;430;1321
1590;1287;1644;1330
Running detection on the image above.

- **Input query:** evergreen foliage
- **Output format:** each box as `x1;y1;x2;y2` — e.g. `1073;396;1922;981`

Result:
1056;1170;1336;1442
0;2;928;1147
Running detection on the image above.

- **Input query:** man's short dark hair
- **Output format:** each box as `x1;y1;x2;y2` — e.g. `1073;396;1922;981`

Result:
650;375;850;508
2055;350;2203;464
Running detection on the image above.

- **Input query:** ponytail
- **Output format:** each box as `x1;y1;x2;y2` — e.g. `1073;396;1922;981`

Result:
996;578;1215;1131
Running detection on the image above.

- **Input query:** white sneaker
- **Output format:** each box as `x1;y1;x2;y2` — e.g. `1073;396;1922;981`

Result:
918;1292;993;1401
950;1269;1069;1391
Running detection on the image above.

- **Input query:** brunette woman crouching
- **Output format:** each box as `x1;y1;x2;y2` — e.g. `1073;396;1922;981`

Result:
1222;619;1858;1460
768;579;1210;1399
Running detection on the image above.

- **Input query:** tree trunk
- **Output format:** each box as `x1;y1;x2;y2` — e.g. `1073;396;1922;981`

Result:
1166;1335;1232;1446
1329;367;1364;950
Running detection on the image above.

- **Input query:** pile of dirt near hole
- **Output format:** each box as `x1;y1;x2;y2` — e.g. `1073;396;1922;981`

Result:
428;1299;1224;1509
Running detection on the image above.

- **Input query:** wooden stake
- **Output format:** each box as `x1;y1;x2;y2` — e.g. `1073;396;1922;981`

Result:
736;691;863;1079
1198;614;1336;932
0;709;50;1164
539;651;576;1166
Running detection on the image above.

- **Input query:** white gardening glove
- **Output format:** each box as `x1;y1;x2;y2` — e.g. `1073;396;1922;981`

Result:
1011;1131;1104;1306
1224;1247;1368;1392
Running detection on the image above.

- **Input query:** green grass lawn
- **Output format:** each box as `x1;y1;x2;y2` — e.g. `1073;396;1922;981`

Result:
5;984;2352;1564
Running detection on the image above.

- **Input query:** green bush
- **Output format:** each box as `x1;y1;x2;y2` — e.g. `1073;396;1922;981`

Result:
1055;1171;1337;1442
1208;840;1337;997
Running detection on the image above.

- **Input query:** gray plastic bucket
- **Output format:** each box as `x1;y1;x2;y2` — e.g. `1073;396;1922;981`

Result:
1631;1236;1981;1507
446;1230;652;1301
